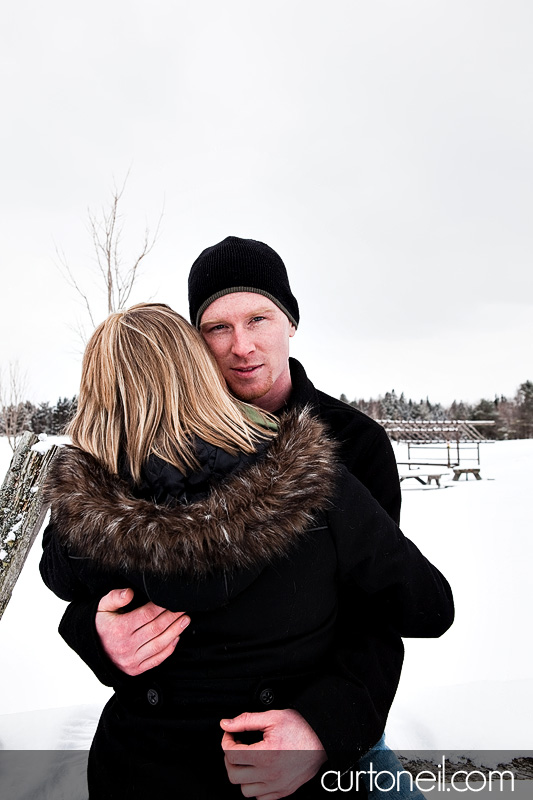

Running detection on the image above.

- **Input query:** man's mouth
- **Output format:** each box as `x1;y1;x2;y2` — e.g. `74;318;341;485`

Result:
230;365;262;377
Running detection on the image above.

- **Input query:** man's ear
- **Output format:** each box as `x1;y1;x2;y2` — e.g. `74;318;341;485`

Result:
289;323;296;338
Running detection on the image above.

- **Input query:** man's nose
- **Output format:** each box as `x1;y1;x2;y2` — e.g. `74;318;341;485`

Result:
230;329;255;358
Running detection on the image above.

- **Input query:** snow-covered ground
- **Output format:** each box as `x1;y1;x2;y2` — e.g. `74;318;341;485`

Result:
0;436;531;791
388;439;532;753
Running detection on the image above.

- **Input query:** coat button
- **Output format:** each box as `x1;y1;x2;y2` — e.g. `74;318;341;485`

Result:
259;688;274;706
147;689;159;706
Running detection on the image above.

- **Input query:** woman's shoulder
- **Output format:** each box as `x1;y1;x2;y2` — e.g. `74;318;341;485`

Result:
43;406;340;579
136;441;262;506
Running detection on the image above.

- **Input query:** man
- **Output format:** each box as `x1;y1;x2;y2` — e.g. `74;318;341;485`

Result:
56;237;410;797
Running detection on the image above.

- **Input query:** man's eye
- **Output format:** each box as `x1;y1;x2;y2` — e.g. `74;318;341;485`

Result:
207;324;227;332
251;316;265;323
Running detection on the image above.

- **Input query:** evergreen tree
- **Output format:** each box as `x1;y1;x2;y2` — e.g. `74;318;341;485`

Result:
448;400;474;420
516;380;533;438
31;402;53;434
471;398;499;439
382;390;402;419
52;396;77;434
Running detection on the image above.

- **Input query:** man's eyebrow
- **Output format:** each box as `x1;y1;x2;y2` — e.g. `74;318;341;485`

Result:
199;317;226;329
200;308;274;328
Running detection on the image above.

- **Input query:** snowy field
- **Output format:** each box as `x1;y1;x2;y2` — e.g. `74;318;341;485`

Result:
0;436;531;795
388;438;532;752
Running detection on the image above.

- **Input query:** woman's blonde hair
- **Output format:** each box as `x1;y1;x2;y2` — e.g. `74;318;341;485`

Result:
68;303;275;482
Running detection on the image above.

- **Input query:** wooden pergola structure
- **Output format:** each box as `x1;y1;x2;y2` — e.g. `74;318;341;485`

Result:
377;419;495;469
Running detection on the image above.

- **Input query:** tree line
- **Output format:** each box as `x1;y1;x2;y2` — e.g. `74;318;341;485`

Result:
1;381;532;449
341;380;533;440
0;397;78;449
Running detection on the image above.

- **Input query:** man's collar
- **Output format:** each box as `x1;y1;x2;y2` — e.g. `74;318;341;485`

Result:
273;358;320;414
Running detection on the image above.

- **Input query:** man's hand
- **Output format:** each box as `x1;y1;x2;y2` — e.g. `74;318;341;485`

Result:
95;589;190;676
221;709;327;799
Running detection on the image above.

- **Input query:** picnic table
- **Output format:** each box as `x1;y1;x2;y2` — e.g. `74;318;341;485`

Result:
398;469;448;488
452;467;481;481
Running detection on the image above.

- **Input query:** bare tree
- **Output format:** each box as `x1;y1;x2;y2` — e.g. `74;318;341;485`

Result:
56;174;162;337
0;362;29;451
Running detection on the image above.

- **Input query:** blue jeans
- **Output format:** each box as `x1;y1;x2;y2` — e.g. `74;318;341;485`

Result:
357;735;426;799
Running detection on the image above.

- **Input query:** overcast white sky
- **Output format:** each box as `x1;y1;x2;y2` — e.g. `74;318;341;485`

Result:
1;0;532;406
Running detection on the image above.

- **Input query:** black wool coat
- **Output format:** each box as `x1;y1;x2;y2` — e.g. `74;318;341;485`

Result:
40;407;453;797
45;359;420;760
282;359;406;757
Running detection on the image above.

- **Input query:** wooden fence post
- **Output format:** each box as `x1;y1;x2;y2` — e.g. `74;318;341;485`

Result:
0;432;61;621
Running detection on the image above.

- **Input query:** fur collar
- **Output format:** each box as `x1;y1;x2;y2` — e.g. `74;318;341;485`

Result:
44;407;338;577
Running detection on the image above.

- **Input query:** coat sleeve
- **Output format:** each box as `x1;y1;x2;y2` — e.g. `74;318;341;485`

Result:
40;517;267;687
40;514;266;613
291;468;454;761
341;422;402;527
40;520;121;687
328;469;454;637
40;520;93;602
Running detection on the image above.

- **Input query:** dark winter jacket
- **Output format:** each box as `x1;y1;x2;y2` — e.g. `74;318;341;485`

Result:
286;359;401;525
41;407;453;775
44;358;408;760
281;359;406;756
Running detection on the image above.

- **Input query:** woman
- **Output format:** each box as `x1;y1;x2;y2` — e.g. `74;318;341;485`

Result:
40;303;453;799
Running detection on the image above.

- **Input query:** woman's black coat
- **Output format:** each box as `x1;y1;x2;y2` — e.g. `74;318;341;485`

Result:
40;408;453;796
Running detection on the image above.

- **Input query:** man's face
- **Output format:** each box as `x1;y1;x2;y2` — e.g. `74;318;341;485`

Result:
199;292;296;412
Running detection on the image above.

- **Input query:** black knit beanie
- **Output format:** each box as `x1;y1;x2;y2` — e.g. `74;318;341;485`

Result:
188;236;299;328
